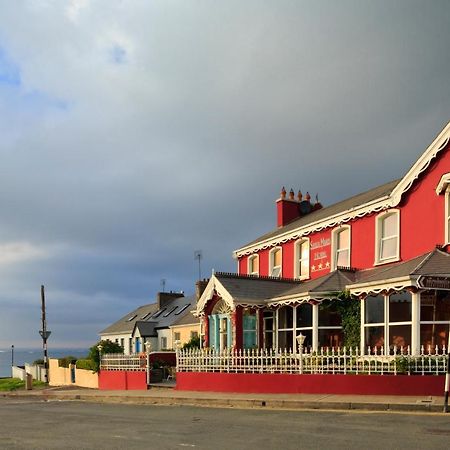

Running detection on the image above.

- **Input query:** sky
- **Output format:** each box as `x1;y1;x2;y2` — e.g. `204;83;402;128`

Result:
0;0;449;349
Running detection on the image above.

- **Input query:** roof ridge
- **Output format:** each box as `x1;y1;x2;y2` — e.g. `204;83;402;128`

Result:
412;247;450;274
215;271;300;284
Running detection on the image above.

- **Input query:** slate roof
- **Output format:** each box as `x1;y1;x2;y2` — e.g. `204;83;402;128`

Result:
216;273;299;305
239;179;400;250
133;321;157;337
100;295;196;336
171;310;200;327
100;303;159;335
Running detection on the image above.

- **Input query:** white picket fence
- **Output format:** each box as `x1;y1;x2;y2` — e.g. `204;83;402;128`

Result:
176;346;449;376
100;353;147;371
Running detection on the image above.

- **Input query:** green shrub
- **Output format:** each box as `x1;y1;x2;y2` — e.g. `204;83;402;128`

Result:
32;359;44;366
58;356;77;368
182;335;201;350
88;339;124;372
76;359;97;371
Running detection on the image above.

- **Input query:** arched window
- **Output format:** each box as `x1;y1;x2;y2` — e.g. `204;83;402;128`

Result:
248;255;259;276
295;238;310;280
375;210;400;264
269;247;282;277
331;226;351;270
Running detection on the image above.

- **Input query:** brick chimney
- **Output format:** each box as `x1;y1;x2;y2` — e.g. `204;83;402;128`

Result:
157;291;184;309
195;279;209;300
276;188;323;227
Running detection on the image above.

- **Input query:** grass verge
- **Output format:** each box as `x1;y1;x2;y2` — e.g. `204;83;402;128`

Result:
0;378;46;391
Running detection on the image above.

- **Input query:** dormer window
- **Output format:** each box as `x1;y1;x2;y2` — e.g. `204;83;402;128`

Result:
332;226;350;270
248;255;259;276
295;238;310;280
269;247;282;277
375;210;400;264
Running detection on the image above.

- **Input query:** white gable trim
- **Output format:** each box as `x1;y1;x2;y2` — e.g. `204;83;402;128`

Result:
193;275;236;316
234;121;450;258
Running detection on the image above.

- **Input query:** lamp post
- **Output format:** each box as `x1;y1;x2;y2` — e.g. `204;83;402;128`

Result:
296;333;306;375
444;326;450;413
11;345;14;378
97;344;103;371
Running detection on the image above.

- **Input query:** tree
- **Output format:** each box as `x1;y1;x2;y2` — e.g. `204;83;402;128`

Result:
88;339;123;372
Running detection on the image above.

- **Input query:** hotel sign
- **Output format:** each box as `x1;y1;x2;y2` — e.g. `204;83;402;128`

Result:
417;276;450;290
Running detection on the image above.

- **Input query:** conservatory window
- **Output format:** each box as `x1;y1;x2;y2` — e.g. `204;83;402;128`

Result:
318;301;343;348
420;290;450;352
277;306;293;350
295;303;313;349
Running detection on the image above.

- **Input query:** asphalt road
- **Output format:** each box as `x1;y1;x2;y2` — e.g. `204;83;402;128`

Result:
1;399;450;449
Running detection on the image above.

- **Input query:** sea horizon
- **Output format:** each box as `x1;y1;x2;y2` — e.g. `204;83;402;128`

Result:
0;347;89;378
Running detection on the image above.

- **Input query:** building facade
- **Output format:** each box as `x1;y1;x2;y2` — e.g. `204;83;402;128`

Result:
194;122;450;355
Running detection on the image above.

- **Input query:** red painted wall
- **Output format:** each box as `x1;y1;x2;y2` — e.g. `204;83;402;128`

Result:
99;370;147;390
176;372;445;396
238;143;450;277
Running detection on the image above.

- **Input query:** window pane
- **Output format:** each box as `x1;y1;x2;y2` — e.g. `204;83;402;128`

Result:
264;331;274;349
420;290;450;321
319;329;343;348
420;324;449;351
249;256;258;274
271;266;281;277
336;249;349;267
337;228;349;249
389;325;411;350
365;295;384;324
243;310;256;330
278;330;293;350
382;214;397;237
389;291;411;322
319;301;342;327
365;326;384;349
380;236;397;259
278;306;293;329
273;249;281;266
300;241;309;260
243;331;257;349
296;303;312;328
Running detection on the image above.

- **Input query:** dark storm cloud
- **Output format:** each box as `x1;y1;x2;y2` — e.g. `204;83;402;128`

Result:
0;0;449;347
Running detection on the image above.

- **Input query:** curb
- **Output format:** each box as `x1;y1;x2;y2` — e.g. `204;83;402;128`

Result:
1;391;445;413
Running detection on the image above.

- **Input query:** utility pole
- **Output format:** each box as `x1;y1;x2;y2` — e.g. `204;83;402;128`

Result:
11;345;14;378
39;285;51;384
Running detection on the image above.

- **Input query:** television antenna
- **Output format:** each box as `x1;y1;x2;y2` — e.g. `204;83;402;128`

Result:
194;250;202;281
160;278;166;293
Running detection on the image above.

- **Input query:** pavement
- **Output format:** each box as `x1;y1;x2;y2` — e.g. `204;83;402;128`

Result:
1;382;448;413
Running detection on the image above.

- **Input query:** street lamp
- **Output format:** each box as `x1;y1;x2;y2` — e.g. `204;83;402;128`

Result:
97;344;103;370
296;333;306;374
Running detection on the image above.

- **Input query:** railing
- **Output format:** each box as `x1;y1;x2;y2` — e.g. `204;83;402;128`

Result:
100;353;147;371
176;346;449;376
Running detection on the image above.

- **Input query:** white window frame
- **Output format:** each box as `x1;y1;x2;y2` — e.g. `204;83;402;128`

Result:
445;187;450;244
248;254;259;276
294;238;310;280
331;225;351;270
362;290;413;355
375;209;400;265
269;247;282;278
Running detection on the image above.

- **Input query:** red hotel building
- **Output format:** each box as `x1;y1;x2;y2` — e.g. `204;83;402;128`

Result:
194;121;450;356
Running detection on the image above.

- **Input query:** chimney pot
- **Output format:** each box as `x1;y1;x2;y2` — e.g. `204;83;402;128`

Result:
289;189;295;200
280;187;286;199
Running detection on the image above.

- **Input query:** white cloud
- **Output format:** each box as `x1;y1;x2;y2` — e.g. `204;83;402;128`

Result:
66;0;90;23
0;242;48;265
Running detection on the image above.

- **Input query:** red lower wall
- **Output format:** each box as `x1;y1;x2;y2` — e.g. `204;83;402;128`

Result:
99;371;147;390
176;372;446;396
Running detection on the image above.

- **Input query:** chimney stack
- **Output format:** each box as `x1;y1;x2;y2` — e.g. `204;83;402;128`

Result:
195;278;209;300
276;187;323;227
157;291;184;309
